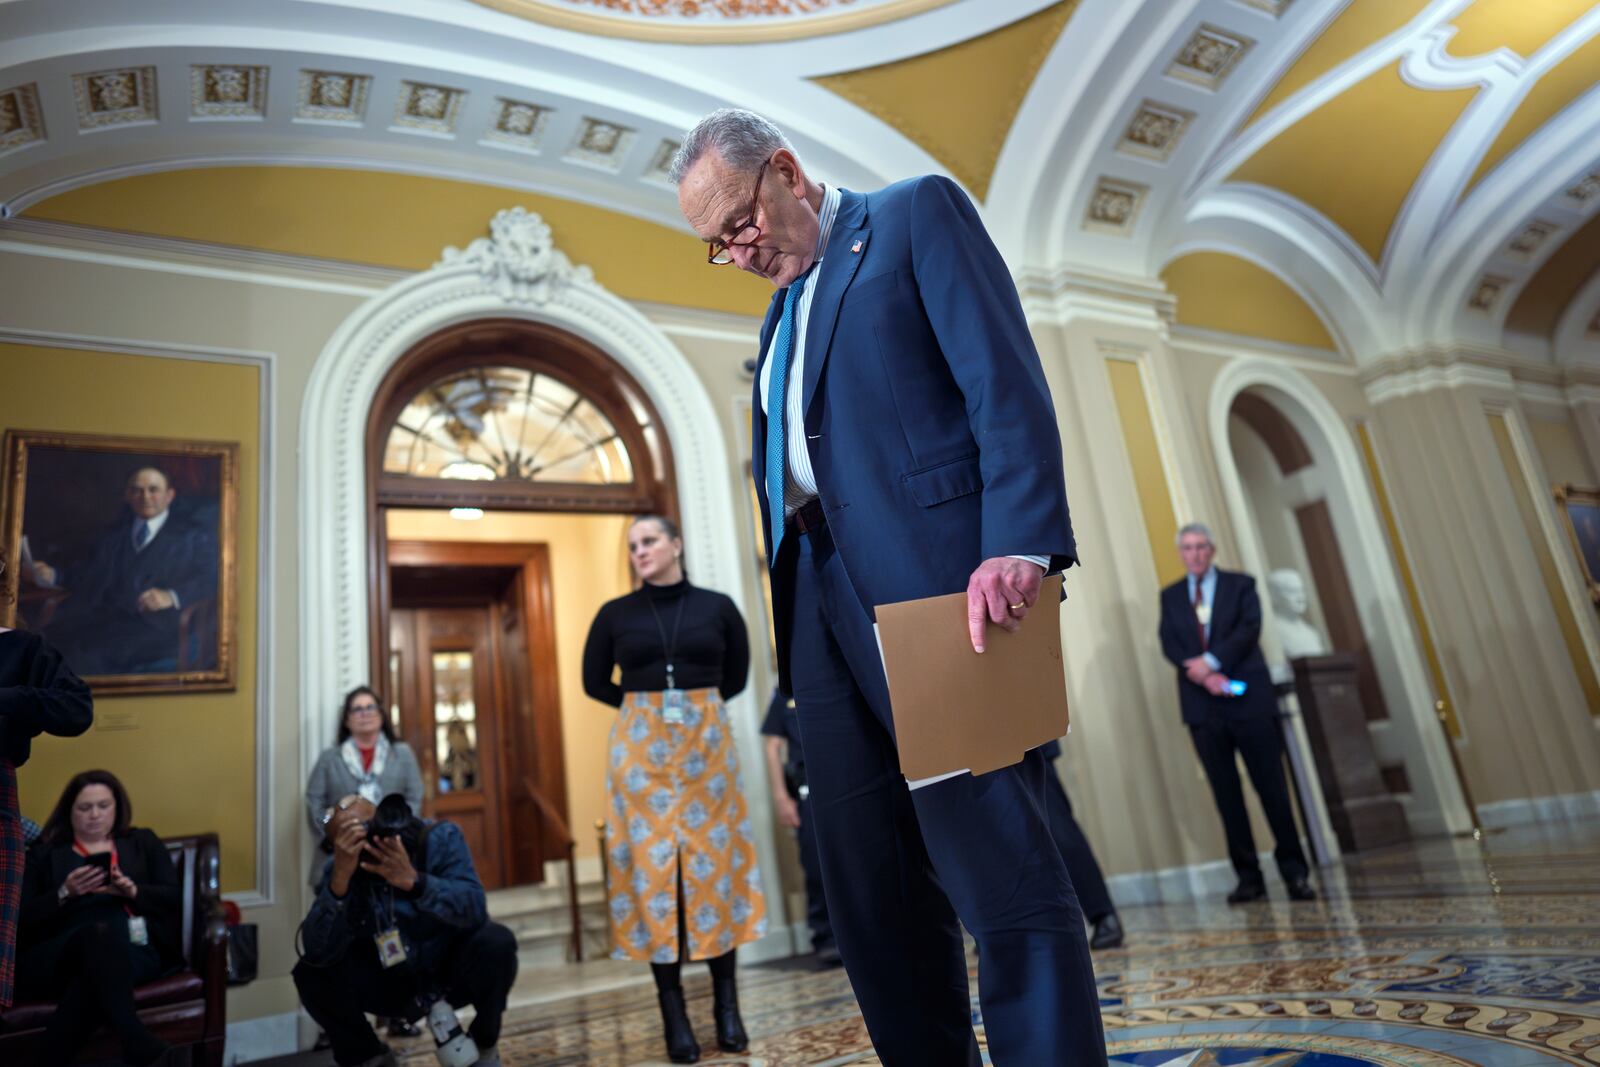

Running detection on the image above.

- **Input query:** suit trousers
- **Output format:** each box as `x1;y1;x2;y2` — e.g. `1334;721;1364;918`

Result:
1188;714;1309;886
794;793;834;950
787;526;1106;1066
1041;768;1115;924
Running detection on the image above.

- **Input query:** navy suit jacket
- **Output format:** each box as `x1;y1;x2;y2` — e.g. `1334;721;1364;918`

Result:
1158;569;1277;724
56;511;218;623
751;176;1074;691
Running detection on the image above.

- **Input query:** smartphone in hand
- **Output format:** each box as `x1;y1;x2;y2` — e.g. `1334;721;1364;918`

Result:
81;852;113;873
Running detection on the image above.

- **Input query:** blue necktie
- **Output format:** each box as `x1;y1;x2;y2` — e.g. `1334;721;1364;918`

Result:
133;521;150;550
765;272;812;565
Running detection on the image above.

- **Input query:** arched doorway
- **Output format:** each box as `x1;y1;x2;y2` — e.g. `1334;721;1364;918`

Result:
1209;361;1473;841
364;320;676;889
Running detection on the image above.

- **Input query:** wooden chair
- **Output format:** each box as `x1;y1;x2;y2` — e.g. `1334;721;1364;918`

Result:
0;834;229;1066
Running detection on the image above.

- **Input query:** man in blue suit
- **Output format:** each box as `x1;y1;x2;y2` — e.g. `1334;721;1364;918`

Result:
1159;523;1315;904
674;109;1104;1065
31;466;218;675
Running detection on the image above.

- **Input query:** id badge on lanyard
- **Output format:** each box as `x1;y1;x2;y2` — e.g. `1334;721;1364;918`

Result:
128;916;149;946
663;681;686;724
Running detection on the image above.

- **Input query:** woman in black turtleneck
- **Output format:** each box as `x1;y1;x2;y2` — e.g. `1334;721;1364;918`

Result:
582;515;766;1066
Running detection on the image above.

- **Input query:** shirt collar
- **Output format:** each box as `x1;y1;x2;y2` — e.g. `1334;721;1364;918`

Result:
1189;566;1216;589
138;510;171;540
811;184;841;273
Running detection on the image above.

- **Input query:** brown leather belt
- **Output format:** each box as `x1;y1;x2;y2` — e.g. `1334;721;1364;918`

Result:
788;498;826;535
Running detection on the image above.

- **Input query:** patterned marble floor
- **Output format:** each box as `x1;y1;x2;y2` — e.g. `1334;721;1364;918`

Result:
394;820;1600;1066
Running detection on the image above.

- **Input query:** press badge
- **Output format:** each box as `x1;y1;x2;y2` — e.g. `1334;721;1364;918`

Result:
375;927;408;968
662;688;687;724
127;916;149;946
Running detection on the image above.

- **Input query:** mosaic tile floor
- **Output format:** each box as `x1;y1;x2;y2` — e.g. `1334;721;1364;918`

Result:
393;820;1600;1065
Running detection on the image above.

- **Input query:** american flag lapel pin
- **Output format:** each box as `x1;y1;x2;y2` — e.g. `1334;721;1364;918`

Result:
851;240;862;254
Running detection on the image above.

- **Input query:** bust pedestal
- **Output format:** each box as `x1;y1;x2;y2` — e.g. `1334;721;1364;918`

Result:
1291;654;1410;852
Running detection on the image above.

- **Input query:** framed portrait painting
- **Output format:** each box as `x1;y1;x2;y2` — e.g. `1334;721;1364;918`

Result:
1555;484;1600;604
2;430;238;694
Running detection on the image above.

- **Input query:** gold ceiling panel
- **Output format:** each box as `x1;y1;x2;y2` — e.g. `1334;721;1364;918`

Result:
24;166;774;316
1445;0;1593;60
1229;61;1476;265
812;0;1079;201
1505;212;1600;340
1244;0;1432;128
1466;28;1600;195
1162;251;1337;350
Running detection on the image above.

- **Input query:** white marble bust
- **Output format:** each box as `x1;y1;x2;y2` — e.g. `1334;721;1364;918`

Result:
1268;568;1327;682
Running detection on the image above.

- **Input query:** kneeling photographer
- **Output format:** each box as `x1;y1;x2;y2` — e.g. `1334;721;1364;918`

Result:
293;793;517;1067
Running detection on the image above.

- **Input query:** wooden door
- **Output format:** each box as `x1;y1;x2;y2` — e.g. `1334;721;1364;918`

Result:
391;606;505;889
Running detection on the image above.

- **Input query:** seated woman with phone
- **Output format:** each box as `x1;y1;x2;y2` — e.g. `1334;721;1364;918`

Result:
18;769;181;1067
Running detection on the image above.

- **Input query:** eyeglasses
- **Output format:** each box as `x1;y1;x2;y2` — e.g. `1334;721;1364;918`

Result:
707;158;770;266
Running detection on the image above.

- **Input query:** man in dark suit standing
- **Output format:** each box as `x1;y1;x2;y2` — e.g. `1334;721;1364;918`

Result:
675;109;1104;1065
31;466;218;675
1160;523;1315;904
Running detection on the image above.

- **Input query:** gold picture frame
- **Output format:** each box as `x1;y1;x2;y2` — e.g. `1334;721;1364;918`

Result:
1554;483;1600;604
2;430;239;695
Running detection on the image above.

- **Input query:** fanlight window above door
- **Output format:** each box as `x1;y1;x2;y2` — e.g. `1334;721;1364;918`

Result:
383;366;634;485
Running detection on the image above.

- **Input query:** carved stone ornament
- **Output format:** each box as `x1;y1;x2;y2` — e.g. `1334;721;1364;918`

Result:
437;207;596;304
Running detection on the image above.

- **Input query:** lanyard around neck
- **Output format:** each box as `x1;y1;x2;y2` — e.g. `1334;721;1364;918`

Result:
645;588;689;688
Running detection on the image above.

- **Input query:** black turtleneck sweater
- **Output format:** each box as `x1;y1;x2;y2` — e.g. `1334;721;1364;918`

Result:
581;580;750;707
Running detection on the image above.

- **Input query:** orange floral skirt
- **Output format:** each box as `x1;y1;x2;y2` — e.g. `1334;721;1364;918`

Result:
604;689;767;963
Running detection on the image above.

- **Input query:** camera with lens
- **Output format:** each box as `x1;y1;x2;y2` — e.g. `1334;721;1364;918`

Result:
368;792;415;840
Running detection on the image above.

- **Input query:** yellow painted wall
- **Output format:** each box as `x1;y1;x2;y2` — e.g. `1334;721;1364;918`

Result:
27;167;772;317
4;345;259;892
1106;358;1187;589
1529;414;1596;487
384;509;632;859
1162;252;1337;351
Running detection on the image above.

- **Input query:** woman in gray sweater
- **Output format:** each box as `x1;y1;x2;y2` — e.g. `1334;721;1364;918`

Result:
304;686;424;835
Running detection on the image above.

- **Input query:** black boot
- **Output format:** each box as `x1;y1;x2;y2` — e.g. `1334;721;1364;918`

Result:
713;976;749;1053
657;987;700;1064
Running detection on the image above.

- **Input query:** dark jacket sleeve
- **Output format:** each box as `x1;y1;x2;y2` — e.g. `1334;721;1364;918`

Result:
718;595;750;702
19;844;64;933
581;602;623;708
168;522;219;610
1209;576;1264;676
411;822;487;929
299;868;355;966
1158;586;1189;668
127;829;182;922
0;633;94;744
909;175;1075;570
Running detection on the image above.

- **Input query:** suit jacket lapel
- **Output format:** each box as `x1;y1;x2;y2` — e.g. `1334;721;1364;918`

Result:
1211;571;1233;639
801;190;870;420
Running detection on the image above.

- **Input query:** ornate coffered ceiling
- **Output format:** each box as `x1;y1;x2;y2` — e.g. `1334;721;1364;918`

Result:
1;0;1598;361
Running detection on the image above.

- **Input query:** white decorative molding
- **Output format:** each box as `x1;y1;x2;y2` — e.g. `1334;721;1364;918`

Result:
393;80;467;137
1084;176;1148;235
299;208;786;947
1166;23;1254;91
1117;100;1195;163
1208;359;1474;836
190;65;268;121
294;70;370;125
0;82;46;156
437;206;595;304
565;116;635;170
482;96;551;153
72;66;159;131
1362;360;1515;405
643;139;679;185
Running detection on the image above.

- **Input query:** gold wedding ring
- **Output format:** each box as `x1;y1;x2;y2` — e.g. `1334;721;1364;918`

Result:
1009;602;1025;610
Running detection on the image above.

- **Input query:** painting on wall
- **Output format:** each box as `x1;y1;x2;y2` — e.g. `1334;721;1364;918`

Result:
2;430;238;695
1555;484;1600;604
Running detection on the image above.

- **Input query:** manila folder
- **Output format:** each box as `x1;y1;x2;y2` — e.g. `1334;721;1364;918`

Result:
875;575;1069;781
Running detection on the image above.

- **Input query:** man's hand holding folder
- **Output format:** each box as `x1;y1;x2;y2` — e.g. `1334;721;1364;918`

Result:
876;575;1070;787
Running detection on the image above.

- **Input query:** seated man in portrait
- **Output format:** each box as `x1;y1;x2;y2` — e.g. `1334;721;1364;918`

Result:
294;793;515;1067
29;466;218;674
